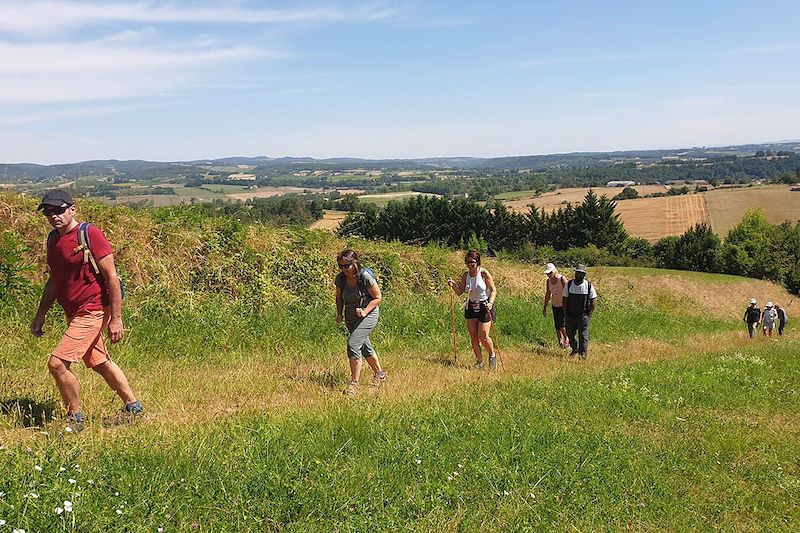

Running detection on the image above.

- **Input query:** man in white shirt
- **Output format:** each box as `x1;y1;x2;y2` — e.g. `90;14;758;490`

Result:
562;264;597;359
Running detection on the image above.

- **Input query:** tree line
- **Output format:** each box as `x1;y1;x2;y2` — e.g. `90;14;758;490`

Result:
339;192;800;295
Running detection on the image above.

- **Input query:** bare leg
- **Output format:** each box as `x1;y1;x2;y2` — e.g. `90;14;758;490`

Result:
92;360;136;404
478;321;495;354
467;319;482;362
558;326;568;347
48;356;81;414
349;357;363;383
364;355;383;374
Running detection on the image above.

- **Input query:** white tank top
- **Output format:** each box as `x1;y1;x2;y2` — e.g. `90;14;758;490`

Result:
466;268;489;302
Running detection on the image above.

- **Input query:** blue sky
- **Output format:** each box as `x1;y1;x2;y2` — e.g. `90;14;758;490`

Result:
1;0;799;164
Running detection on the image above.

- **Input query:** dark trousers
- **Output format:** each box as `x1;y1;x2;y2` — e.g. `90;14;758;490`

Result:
565;314;590;357
779;323;785;336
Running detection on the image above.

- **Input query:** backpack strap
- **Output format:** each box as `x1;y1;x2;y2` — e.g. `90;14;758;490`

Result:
74;222;101;275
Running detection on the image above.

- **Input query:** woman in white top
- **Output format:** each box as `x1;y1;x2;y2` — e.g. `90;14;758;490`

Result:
448;250;498;369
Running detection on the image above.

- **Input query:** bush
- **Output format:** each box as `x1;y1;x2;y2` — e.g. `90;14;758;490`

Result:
0;230;33;300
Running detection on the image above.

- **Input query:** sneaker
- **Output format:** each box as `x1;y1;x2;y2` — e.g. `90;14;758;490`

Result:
64;412;85;434
488;354;497;370
343;381;359;396
105;401;144;427
370;371;387;388
474;361;484;370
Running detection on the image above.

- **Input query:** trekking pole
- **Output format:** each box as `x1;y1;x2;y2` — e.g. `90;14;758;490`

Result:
449;288;458;365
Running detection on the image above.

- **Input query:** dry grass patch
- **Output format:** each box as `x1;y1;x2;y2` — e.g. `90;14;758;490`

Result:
706;185;800;235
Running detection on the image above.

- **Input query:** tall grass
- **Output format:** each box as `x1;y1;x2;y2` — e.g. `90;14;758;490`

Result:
1;341;797;531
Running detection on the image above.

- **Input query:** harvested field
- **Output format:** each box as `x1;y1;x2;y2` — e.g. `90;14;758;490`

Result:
615;194;711;241
357;190;440;207
502;185;668;212
310;209;348;231
706;185;800;235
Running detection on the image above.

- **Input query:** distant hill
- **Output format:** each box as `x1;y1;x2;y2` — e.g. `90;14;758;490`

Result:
1;141;798;183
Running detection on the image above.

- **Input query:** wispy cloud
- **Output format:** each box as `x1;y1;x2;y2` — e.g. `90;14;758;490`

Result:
1;1;395;35
0;36;278;104
516;52;674;68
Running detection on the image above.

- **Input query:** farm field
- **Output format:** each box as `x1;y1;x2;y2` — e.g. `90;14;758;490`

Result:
310;209;348;231
705;184;800;235
1;195;798;531
501;185;668;212
615;194;711;241
357;190;440;207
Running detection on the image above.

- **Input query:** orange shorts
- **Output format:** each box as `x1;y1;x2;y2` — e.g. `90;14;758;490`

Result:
52;308;110;369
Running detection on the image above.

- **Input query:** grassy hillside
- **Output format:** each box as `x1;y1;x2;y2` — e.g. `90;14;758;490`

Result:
1;193;797;531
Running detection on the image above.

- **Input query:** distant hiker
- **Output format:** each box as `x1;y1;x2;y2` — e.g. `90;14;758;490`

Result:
775;304;788;336
448;250;498;369
335;249;387;396
743;298;761;338
30;190;142;432
562;264;597;359
543;263;569;349
762;301;778;336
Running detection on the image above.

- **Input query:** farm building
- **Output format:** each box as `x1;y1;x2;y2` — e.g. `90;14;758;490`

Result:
607;180;636;187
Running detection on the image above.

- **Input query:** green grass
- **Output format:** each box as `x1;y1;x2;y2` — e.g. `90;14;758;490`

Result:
1;341;797;531
494;189;540;200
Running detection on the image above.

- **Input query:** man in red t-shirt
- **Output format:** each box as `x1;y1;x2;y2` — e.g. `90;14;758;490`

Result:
31;189;142;431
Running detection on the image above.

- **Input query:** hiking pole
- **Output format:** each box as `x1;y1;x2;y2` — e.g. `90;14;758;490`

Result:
450;288;458;365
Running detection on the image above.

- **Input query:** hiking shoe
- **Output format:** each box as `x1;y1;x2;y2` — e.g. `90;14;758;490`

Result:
370;371;387;388
64;412;85;434
474;361;483;370
488;354;497;370
343;381;359;396
105;401;144;427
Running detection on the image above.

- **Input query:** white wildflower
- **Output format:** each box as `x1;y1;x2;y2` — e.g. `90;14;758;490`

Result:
116;509;123;515
0;520;5;526
24;492;39;499
503;490;511;496
447;476;453;481
114;492;120;496
87;480;94;485
64;501;73;512
34;465;42;472
0;492;5;497
158;528;164;533
12;528;25;533
68;479;76;484
55;507;64;515
59;467;66;472
415;459;422;465
64;426;73;433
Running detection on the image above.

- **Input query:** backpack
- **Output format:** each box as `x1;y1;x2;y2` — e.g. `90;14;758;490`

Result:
336;267;378;307
49;222;126;300
746;306;761;323
566;279;594;314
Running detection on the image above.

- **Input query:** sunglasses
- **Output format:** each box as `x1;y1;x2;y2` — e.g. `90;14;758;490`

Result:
42;205;69;216
338;262;352;269
465;260;477;265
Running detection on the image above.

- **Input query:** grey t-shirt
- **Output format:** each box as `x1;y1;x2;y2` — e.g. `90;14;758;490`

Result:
335;270;378;322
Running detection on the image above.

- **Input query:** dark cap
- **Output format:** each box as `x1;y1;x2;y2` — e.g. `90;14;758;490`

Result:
37;189;74;210
575;264;587;274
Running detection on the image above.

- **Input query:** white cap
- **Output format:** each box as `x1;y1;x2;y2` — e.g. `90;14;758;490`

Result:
750;298;757;304
544;263;556;274
766;301;773;307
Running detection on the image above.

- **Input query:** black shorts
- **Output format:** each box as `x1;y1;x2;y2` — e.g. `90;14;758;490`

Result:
552;306;565;329
465;300;495;323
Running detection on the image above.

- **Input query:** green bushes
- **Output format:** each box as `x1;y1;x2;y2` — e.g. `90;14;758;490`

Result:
0;230;33;301
652;211;800;294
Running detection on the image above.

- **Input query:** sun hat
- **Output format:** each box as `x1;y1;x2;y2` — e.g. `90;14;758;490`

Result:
766;301;773;308
750;298;757;304
544;263;556;274
575;264;587;274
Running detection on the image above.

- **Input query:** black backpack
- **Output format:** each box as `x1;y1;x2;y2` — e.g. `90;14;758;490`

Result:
746;306;761;323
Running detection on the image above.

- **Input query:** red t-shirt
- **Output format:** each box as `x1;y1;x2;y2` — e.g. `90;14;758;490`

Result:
47;223;113;317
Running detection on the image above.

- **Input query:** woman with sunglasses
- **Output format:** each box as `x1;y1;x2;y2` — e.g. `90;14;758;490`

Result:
335;249;387;395
447;250;498;369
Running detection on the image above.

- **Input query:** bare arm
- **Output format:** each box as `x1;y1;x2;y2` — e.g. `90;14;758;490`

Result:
543;280;551;315
335;285;344;323
482;270;497;309
31;277;57;337
587;299;596;318
359;283;382;316
97;253;124;343
448;272;467;296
